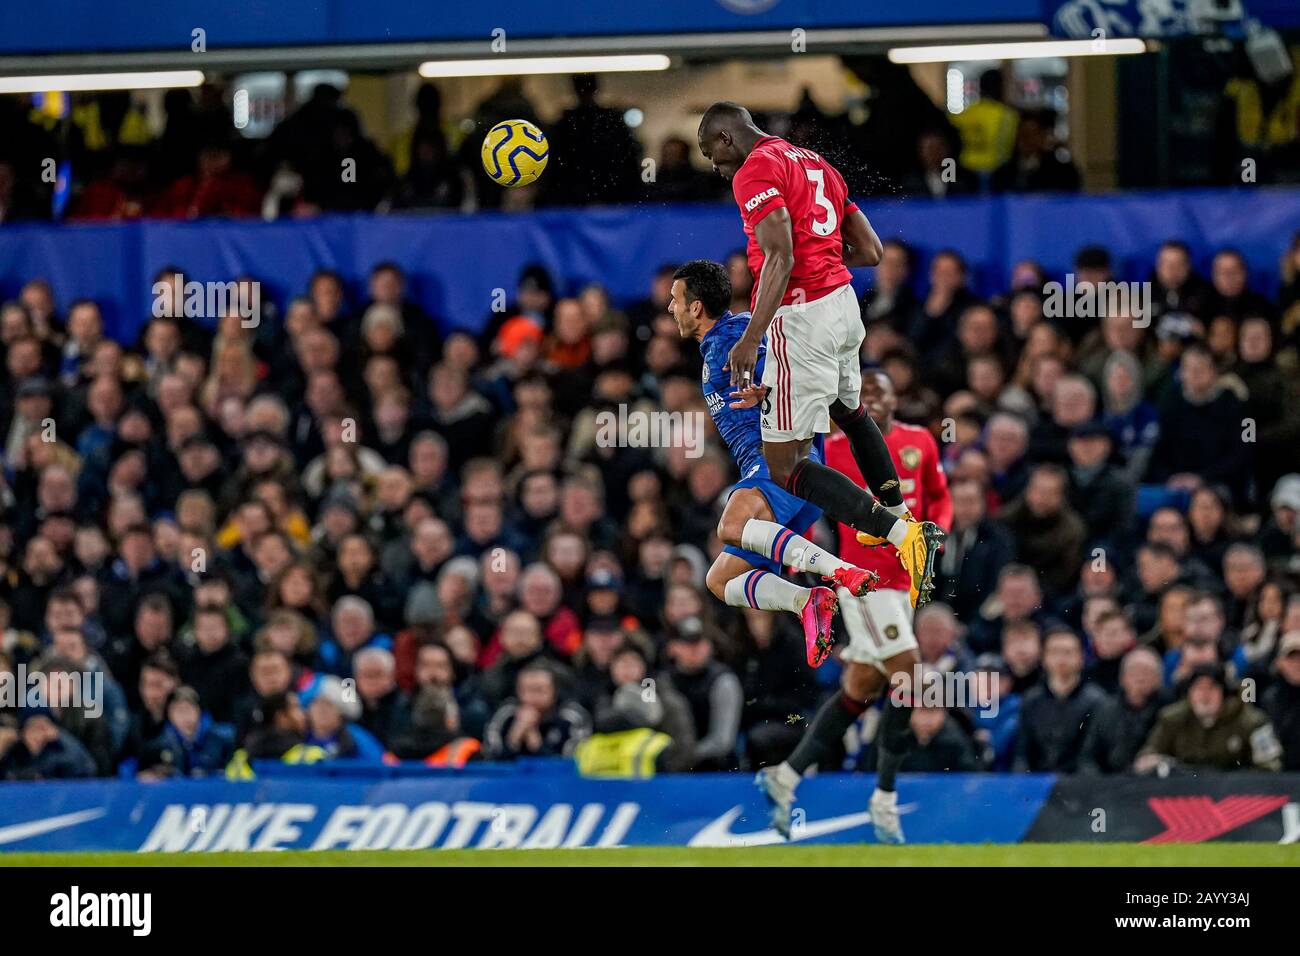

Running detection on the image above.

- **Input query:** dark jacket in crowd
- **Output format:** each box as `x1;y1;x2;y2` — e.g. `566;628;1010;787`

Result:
898;714;981;772
358;688;413;748
997;500;1087;597
0;729;97;780
1014;679;1109;772
1146;387;1250;502
179;643;249;724
1258;679;1300;771
935;517;1016;621
1068;462;1135;547
1078;688;1170;774
138;717;235;777
483;699;593;760
662;661;742;772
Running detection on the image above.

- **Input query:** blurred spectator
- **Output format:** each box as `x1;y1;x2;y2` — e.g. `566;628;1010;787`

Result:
1137;664;1282;772
1146;343;1250;502
968;565;1045;656
151;141;261;219
1078;646;1169;773
861;240;918;332
0;708;97;780
909;250;978;360
1261;632;1300;770
392;84;464;210
935;477;1015;620
1150;241;1211;320
914;603;975;674
1084;610;1139;694
304;675;386;761
589;644;695;772
951;70;1019;179
543;74;643;206
1014;628;1107;772
660;620;741;771
969;653;1020;770
389;685;481;765
735;609;817;768
991;111;1080;193
900;129;978;198
179;606;249;723
997;465;1086;597
353;646;411;746
650;136;720;202
137;686;235;778
484;663;591;760
894;704;980;772
1066;422;1134;548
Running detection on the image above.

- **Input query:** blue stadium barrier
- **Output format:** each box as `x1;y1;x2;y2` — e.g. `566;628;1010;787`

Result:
1;188;1296;347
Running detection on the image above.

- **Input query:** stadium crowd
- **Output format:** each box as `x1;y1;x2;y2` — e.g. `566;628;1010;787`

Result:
1;221;1300;782
0;68;1096;224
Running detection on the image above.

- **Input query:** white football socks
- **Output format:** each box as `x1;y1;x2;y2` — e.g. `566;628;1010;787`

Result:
740;519;849;577
724;568;808;614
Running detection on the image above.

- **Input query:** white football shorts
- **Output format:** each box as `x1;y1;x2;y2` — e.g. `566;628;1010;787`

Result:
759;282;864;443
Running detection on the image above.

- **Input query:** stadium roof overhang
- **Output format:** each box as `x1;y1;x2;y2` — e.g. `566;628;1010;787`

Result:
0;24;1053;77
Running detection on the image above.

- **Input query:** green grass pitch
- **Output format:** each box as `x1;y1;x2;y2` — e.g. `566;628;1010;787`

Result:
0;843;1288;867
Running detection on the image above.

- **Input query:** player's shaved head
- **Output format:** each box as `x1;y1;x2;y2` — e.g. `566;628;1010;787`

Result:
698;101;753;136
698;102;764;180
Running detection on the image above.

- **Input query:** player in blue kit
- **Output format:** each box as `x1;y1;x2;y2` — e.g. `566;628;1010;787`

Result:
668;259;878;667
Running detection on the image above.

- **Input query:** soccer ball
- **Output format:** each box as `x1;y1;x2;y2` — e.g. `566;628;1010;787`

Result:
480;119;549;188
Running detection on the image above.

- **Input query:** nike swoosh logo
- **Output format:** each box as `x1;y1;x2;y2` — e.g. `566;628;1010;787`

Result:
688;804;915;848
0;808;107;847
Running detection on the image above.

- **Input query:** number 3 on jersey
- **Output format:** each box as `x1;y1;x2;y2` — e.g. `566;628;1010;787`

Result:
805;168;838;237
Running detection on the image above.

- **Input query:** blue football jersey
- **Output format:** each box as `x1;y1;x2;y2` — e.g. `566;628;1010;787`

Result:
699;312;767;479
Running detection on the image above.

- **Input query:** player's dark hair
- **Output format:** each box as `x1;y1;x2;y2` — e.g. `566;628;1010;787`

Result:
699;101;751;134
673;260;731;319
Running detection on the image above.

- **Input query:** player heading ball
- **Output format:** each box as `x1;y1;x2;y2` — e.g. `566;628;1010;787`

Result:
697;102;944;607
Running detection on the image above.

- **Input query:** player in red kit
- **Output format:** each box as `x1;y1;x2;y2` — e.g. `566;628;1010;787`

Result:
759;369;952;843
826;370;954;609
697;102;943;610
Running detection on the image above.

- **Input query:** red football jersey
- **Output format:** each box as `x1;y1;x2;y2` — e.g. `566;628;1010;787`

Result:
824;422;953;592
731;136;857;308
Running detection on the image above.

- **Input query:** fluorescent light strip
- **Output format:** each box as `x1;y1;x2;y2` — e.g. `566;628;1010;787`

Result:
888;38;1145;64
0;70;204;94
419;54;670;78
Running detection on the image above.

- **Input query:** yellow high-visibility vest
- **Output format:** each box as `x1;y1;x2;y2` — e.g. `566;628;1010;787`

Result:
225;744;329;780
574;729;672;779
953;99;1020;174
1225;68;1300;148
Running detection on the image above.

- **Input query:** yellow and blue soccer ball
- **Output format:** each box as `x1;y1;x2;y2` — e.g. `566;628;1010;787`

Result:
480;119;549;188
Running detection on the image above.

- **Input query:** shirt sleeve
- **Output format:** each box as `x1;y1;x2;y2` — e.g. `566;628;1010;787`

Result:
732;153;786;229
